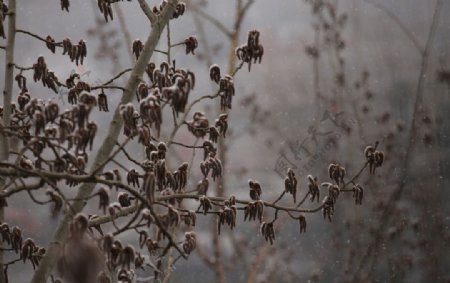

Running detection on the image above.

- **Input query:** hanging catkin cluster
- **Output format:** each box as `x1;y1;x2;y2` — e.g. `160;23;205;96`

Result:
236;30;264;71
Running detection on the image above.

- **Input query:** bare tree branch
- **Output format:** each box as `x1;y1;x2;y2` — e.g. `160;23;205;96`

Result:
137;0;157;24
16;29;63;47
30;1;180;282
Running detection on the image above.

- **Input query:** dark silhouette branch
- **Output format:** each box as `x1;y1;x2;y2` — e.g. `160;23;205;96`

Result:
16;29;63;47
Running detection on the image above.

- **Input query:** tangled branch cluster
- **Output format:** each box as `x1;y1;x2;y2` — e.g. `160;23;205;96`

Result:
0;1;387;281
0;222;45;277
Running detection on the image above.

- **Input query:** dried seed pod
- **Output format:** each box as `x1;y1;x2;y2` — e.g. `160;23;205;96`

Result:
120;103;138;137
17;91;31;111
353;184;364;205
137;125;151;148
98;91;109;112
202;140;215;160
0;223;10;245
33;110;46;135
284;168;297;203
171;2;186;18
68;88;78;105
154;159;166;190
79;92;97;108
145;62;156;82
183;211;197;227
209;64;221;84
187;112;209;138
21;238;37;264
97;187;109;213
244;202;254;221
145;238;159;256
218;205;237;234
322;196;335;222
365;142;384;174
15;74;27;91
374;151;384;171
196;178;209;195
321;182;340;203
62;38;72;56
184;36;198;55
44;101;59;123
173;162;188;191
97;0;114;22
244;200;264;222
140;209;154;227
209;127;219;143
42;70;60;93
236;30;264;71
118;192;131;208
46;35;56;53
126;169;140;188
9;226;22;254
119;245;135;270
86;121;97;151
132;39;144;60
307;175;320;202
219;75;235;110
328;163;345;185
77;39;87;65
134;252;145;270
136;83;149;102
182;231;196;254
215;114;228;137
46;189;63;217
33;56;48;83
248;179;262;200
199;196;212;215
139;95;162;137
60;0;70;12
200;153;223;181
260;221;275;245
299;215;307;233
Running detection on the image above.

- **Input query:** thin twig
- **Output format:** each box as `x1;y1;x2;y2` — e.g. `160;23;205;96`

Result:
16;29;63;47
171;141;204;149
95;68;132;87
